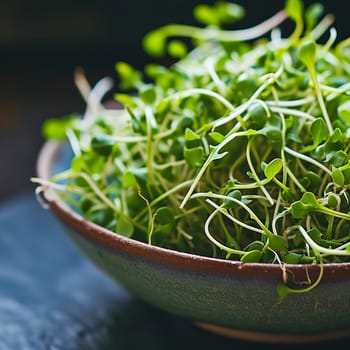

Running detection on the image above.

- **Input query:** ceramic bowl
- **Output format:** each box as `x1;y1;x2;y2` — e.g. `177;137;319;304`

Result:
36;141;350;344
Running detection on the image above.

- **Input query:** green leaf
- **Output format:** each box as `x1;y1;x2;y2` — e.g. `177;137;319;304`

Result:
286;0;304;22
139;84;157;105
332;167;345;186
184;128;201;148
263;158;283;180
329;128;345;144
240;250;262;262
91;135;115;156
305;3;324;32
290;201;309;219
178;116;193;130
71;155;84;172
298;40;316;66
309;228;341;249
223;190;241;208
326;150;348;167
168;40;188;58
302;118;328;152
122;171;137;188
338;100;350;123
281;188;295;202
114;93;138;107
301;171;322;189
80;198;93;214
156;99;172;116
89;208;114;227
194;4;218;26
247;102;268;128
184;147;204;167
236;79;258;98
155;207;175;226
284;253;302;264
142;29;166;57
154;207;176;235
327;193;338;209
194;2;244;26
261;125;282;145
116;216;134;237
115;61;142;90
290;192;319;219
266;232;285;251
215;2;245;24
41;114;79;140
208;132;225;145
144;63;167;79
277;283;292;298
310;118;328;146
301;192;318;206
307;171;322;187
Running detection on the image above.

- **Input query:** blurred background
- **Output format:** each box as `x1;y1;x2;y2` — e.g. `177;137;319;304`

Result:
0;0;347;199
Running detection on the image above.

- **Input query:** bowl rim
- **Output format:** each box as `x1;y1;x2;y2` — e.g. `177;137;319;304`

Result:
36;140;350;280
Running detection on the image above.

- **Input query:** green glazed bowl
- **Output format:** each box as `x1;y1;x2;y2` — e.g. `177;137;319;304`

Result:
36;141;350;344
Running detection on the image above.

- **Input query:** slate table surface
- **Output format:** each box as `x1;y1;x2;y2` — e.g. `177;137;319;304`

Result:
0;188;349;350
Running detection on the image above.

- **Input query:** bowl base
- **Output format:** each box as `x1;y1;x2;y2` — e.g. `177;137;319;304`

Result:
196;322;350;344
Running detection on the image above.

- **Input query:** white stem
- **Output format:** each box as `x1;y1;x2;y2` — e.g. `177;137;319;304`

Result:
297;225;350;256
284;147;332;176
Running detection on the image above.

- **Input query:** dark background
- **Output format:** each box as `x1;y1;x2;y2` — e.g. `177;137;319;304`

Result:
0;0;348;199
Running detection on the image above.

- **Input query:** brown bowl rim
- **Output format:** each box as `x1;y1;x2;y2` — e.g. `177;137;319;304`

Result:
36;140;350;281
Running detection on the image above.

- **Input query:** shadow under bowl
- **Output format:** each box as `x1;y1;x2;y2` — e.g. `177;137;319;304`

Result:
36;141;350;344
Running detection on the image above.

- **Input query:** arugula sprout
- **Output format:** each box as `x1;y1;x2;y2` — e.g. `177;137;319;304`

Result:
33;0;350;296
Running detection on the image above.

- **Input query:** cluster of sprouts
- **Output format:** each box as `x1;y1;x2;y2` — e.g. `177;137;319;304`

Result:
33;0;350;295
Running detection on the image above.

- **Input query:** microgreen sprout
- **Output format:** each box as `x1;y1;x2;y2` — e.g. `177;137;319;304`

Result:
33;0;350;297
